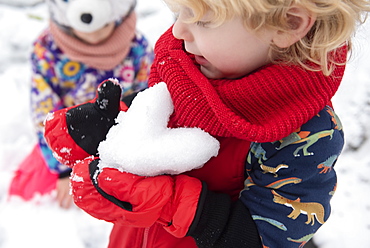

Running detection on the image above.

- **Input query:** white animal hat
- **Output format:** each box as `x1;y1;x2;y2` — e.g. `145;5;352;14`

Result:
46;0;136;33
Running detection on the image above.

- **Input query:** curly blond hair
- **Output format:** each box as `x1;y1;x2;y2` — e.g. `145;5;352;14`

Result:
164;0;370;75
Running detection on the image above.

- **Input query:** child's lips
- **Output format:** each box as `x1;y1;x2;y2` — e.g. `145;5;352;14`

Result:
194;55;208;65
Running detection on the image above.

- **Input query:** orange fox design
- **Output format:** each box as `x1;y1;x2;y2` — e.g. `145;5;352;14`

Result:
272;190;325;225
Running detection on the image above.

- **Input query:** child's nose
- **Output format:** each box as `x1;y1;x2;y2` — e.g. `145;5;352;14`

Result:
172;20;192;41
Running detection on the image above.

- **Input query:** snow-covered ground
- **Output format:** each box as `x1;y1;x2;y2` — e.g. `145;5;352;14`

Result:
0;1;369;247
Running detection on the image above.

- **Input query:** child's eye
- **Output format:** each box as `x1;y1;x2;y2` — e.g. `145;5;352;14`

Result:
195;21;210;27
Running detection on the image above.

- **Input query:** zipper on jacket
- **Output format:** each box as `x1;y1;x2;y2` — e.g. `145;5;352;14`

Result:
141;227;150;248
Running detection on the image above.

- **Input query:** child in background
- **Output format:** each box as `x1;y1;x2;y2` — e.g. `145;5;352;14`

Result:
44;0;370;247
9;0;153;208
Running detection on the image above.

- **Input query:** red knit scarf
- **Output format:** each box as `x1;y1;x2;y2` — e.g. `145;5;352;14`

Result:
50;13;136;71
149;28;347;142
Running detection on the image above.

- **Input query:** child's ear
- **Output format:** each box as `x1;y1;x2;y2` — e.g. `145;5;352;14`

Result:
272;5;316;48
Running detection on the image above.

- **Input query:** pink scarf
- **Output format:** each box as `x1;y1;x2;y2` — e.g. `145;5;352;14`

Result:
50;13;137;71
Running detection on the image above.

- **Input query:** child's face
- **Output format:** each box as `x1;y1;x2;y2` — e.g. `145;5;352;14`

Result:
172;8;274;79
72;22;115;45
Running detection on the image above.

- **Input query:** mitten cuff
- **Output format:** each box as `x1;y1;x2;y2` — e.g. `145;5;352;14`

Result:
187;188;231;243
44;107;91;167
161;175;203;238
187;190;262;248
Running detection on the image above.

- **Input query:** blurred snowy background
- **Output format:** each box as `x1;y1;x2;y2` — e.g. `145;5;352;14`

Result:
0;0;369;247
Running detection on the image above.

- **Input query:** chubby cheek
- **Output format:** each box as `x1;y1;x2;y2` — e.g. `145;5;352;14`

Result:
210;45;271;78
205;53;252;79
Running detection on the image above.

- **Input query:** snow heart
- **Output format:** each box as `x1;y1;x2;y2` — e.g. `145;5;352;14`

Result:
98;82;220;176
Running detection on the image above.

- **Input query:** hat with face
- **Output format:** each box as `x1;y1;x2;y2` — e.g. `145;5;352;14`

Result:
46;0;136;33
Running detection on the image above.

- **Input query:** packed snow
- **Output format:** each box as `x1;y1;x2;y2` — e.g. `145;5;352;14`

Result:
0;0;370;247
98;82;220;176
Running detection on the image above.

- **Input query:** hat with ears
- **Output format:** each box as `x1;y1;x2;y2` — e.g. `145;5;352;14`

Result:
45;0;136;33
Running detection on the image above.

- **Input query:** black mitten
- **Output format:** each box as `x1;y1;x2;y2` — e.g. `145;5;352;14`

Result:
66;80;122;155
